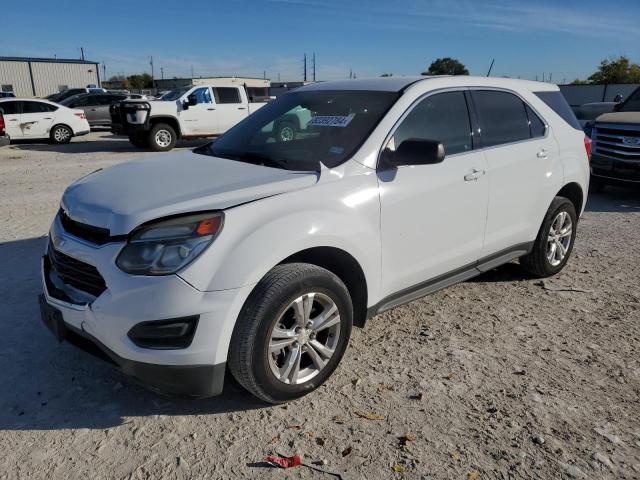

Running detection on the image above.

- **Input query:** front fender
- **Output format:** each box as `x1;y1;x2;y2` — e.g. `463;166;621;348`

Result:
178;172;382;303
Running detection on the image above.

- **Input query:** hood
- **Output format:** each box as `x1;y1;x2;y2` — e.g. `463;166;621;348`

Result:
61;151;318;235
596;111;640;125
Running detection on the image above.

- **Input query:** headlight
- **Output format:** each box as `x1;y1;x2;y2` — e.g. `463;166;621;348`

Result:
116;212;224;275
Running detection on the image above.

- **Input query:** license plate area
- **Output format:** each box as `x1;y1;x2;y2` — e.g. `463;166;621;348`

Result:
38;294;67;342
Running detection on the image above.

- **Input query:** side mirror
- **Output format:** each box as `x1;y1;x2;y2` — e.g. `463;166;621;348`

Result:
187;94;198;106
389;139;445;166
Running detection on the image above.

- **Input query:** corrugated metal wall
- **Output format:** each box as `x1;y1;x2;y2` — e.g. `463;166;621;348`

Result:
0;60;99;97
31;62;99;97
0;61;33;96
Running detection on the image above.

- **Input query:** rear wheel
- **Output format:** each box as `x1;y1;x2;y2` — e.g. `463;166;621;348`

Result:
148;123;177;151
50;125;72;144
228;263;353;403
520;197;577;278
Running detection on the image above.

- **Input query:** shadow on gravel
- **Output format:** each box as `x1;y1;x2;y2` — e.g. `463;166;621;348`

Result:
9;136;209;155
0;236;265;432
585;186;640;213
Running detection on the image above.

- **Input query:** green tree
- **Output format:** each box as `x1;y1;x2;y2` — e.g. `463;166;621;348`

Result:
587;56;640;84
380;73;393;77
422;57;469;76
126;73;153;89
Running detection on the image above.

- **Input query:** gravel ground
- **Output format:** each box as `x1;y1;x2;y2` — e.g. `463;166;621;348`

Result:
0;131;639;480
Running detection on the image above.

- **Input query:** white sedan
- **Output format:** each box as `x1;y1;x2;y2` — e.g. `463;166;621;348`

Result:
0;98;90;144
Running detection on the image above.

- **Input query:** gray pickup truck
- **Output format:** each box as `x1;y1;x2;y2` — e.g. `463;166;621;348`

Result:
589;86;640;191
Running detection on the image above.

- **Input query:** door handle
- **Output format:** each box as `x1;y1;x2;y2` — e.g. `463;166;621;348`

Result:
237;107;246;110
9;118;18;121
90;108;97;111
43;117;52;120
207;108;216;111
537;149;548;159
464;168;486;181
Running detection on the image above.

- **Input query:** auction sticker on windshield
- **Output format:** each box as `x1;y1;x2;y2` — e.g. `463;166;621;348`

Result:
308;113;355;127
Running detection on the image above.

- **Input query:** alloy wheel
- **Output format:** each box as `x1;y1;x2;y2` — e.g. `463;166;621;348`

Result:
546;211;572;267
268;292;341;385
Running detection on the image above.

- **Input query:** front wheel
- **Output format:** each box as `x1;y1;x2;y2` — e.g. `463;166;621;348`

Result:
50;125;73;144
228;263;353;403
520;197;577;278
148;123;177;151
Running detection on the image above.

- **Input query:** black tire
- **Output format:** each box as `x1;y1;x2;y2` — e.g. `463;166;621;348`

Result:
50;124;73;144
148;123;177;152
128;133;149;148
589;176;606;194
275;121;296;142
520;197;577;278
228;263;353;403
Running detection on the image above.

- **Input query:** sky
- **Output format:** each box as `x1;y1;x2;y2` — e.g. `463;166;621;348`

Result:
2;0;639;83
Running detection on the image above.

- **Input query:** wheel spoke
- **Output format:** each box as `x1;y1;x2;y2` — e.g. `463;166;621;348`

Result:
547;242;557;263
292;293;314;326
311;303;339;332
271;325;297;339
269;337;296;352
306;343;327;370
309;339;335;359
279;344;301;382
558;227;572;238
556;240;567;257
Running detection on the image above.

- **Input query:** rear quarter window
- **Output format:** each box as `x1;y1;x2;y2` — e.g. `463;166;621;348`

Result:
534;91;582;130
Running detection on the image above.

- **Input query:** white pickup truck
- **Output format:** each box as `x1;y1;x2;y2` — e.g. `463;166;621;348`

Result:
111;84;272;151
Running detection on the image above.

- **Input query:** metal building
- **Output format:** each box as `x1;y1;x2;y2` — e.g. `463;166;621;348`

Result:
0;56;100;98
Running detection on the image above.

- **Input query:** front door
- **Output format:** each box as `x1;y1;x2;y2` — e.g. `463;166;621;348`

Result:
379;90;489;298
213;87;246;132
179;87;218;134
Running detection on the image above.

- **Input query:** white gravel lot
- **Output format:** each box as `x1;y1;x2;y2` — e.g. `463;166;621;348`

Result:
0;131;639;479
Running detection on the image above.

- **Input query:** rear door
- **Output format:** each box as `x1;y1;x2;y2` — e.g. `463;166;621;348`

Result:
0;100;22;138
471;89;558;256
213;87;246;132
19;101;57;138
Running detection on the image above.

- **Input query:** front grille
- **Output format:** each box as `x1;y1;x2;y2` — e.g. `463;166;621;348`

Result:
593;125;640;161
47;245;107;298
59;209;112;245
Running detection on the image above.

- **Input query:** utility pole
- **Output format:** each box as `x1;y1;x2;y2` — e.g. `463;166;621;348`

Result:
278;72;281;81
312;53;316;82
80;47;85;61
303;53;307;82
103;63;106;81
150;56;154;83
263;70;266;79
191;65;194;78
160;67;164;80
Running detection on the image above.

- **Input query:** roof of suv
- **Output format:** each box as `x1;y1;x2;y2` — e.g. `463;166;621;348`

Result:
298;76;558;93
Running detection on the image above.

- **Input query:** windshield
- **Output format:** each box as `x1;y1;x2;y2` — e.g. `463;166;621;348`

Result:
161;87;191;101
194;90;398;171
619;87;640;112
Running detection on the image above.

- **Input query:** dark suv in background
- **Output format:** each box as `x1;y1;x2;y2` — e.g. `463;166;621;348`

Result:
61;93;127;127
589;86;640;191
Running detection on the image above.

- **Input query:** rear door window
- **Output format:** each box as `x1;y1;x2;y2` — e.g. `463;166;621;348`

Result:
472;90;531;147
0;100;20;115
534;91;582;130
214;87;242;104
390;91;473;155
21;101;58;113
525;105;546;138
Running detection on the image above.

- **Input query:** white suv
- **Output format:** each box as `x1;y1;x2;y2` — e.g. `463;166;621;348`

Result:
40;76;590;403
